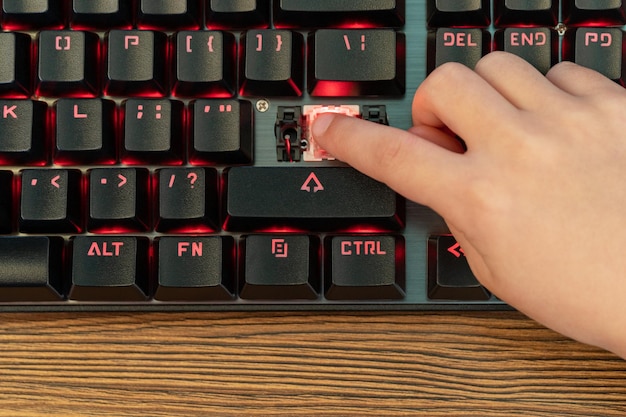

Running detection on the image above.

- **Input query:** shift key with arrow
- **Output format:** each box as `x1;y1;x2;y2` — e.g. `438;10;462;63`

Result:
223;167;403;231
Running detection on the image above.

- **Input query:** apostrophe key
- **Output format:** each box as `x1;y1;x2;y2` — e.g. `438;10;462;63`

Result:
223;167;403;231
0;99;47;165
274;0;405;28
0;32;32;97
428;235;491;301
137;0;201;30
308;29;405;96
427;28;490;73
19;169;82;233
239;30;304;97
495;27;557;74
69;236;150;301
426;0;490;27
239;235;319;300
173;31;237;97
154;236;235;301
105;30;168;96
1;0;64;29
37;30;100;97
70;0;133;29
0;236;64;301
324;235;404;300
189;99;253;164
54;98;116;165
494;0;558;26
88;168;150;232
564;28;625;85
206;0;270;29
155;168;219;233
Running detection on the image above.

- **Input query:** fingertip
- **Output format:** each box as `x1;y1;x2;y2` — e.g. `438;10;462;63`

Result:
310;112;335;140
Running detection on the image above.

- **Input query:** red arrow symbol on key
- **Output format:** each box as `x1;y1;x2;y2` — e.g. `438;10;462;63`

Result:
447;242;465;258
300;172;324;193
117;174;127;188
50;175;60;189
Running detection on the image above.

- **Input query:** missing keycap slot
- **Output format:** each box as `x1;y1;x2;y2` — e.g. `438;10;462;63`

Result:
275;106;303;162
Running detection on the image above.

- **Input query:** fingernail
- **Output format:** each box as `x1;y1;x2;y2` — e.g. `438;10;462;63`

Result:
311;113;334;139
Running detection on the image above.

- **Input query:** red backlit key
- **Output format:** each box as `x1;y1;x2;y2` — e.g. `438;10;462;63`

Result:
0;171;13;233
54;98;116;165
154;236;235;301
325;235;404;300
206;0;270;29
0;99;47;165
20;169;83;233
0;33;31;97
189;99;253;164
564;0;626;25
88;168;150;232
428;235;490;300
426;0;490;27
427;28;490;73
2;0;64;29
494;0;558;26
274;0;405;28
173;31;237;97
122;98;184;164
105;30;168;96
155;168;220;233
495;27;557;74
240;29;304;97
137;0;201;29
0;236;64;301
239;235;319;300
564;28;625;84
37;30;100;97
308;29;405;96
69;236;150;301
224;167;402;231
70;0;133;29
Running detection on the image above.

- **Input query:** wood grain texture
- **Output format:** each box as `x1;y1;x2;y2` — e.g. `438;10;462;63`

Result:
0;311;624;416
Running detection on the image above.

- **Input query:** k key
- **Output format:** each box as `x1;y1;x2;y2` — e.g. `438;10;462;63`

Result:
0;99;47;165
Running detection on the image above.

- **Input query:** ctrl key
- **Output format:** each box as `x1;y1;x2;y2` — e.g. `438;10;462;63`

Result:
0;236;64;301
69;236;150;301
427;235;490;301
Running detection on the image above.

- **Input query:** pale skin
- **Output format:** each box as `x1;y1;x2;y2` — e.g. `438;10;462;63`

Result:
312;51;626;359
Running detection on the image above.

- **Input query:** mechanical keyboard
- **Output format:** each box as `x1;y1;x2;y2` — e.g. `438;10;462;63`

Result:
0;0;621;311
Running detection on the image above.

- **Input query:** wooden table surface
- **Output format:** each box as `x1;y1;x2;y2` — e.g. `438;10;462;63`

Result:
0;311;624;416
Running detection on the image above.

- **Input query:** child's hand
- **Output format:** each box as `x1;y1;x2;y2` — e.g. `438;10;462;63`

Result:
312;51;626;358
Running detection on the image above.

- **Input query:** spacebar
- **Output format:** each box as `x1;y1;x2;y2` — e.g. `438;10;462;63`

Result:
223;167;403;231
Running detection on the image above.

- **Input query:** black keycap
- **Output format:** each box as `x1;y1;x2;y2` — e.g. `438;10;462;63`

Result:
122;98;184;164
0;32;31;97
37;30;100;96
173;31;237;97
69;236;150;301
324;235;404;300
240;30;304;97
564;28;625;84
70;0;133;29
495;28;557;74
0;99;47;165
427;235;490;300
88;168;150;232
2;0;64;29
105;30;168;96
274;0;405;28
426;0;490;27
494;0;558;26
20;169;82;233
308;29;405;96
564;0;626;26
206;0;270;29
137;0;201;29
239;235;319;300
54;98;116;165
155;168;219;232
0;236;64;301
0;171;13;233
224;167;403;231
427;28;490;73
154;236;235;301
189;99;253;164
